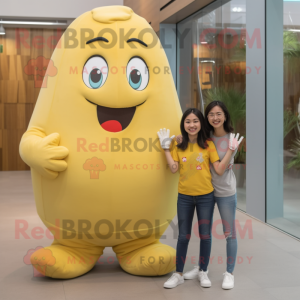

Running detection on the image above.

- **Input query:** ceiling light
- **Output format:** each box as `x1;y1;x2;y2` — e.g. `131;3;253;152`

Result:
233;7;243;12
201;60;215;64
0;23;5;35
0;20;67;26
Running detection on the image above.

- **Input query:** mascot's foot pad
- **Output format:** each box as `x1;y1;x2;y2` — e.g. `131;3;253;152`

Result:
115;242;176;276
30;243;104;279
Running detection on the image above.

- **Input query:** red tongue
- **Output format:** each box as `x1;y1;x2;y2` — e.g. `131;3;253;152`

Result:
101;120;122;132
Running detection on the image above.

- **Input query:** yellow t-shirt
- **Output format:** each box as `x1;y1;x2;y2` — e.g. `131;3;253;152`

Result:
171;140;220;196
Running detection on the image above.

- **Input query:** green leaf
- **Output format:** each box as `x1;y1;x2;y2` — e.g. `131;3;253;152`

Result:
287;138;300;170
283;31;300;58
284;110;299;138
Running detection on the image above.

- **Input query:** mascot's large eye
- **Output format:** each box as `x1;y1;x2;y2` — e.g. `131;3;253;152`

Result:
126;57;149;91
83;56;108;89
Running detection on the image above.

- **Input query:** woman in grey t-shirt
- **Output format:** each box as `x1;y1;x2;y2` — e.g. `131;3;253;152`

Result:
205;101;243;289
181;101;244;290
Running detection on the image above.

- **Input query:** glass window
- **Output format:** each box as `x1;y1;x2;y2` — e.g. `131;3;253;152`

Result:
177;0;247;210
266;0;300;239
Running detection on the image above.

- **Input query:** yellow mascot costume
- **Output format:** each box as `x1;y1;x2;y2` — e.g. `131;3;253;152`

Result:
19;6;182;279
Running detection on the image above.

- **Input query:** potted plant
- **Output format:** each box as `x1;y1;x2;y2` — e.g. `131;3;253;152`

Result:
282;31;300;176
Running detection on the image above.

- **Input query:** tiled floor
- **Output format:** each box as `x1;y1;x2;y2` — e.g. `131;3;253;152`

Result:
1;171;300;300
236;172;300;240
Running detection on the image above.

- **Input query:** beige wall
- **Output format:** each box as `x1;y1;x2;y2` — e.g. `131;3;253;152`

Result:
124;0;160;32
0;0;124;19
124;0;214;32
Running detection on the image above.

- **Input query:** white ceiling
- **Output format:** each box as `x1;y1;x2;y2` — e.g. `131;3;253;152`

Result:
0;0;124;20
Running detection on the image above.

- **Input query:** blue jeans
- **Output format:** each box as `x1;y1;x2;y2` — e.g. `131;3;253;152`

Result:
176;192;215;273
214;193;238;273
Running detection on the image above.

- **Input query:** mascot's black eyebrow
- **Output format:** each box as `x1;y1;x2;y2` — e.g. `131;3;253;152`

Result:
127;38;148;47
86;37;109;44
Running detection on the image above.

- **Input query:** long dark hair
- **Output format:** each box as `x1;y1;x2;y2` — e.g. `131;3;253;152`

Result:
204;101;234;134
177;108;209;150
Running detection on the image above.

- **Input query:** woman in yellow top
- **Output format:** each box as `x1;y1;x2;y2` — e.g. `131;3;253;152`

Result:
157;108;238;289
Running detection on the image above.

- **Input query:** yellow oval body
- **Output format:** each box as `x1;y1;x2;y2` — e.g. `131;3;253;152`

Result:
22;6;182;246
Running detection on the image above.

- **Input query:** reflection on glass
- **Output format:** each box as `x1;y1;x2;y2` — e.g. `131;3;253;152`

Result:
177;0;247;210
268;0;300;239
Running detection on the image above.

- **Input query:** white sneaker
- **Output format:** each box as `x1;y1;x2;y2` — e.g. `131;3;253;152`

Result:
183;266;199;279
222;272;234;289
198;270;211;287
163;273;184;289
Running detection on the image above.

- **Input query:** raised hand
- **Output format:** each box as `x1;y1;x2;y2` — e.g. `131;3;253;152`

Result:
157;128;175;150
229;133;244;151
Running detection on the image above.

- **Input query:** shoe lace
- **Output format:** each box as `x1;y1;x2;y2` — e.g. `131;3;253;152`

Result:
199;271;208;280
167;273;178;282
223;272;232;281
191;266;199;273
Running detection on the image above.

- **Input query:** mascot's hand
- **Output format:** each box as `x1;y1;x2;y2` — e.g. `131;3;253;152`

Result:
20;132;69;180
157;128;175;150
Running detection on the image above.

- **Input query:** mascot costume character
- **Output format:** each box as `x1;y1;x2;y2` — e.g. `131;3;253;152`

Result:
20;6;182;279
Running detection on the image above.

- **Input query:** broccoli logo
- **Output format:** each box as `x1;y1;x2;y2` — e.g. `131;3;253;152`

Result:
24;56;57;88
83;157;106;179
23;246;56;277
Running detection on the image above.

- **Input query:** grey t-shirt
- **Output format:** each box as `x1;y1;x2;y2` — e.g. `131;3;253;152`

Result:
210;133;237;197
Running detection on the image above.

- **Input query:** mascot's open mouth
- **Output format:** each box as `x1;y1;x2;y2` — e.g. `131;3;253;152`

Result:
97;105;136;132
86;99;143;132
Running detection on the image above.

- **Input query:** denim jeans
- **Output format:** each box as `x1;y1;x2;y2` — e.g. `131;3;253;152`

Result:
214;193;238;273
176;192;215;273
